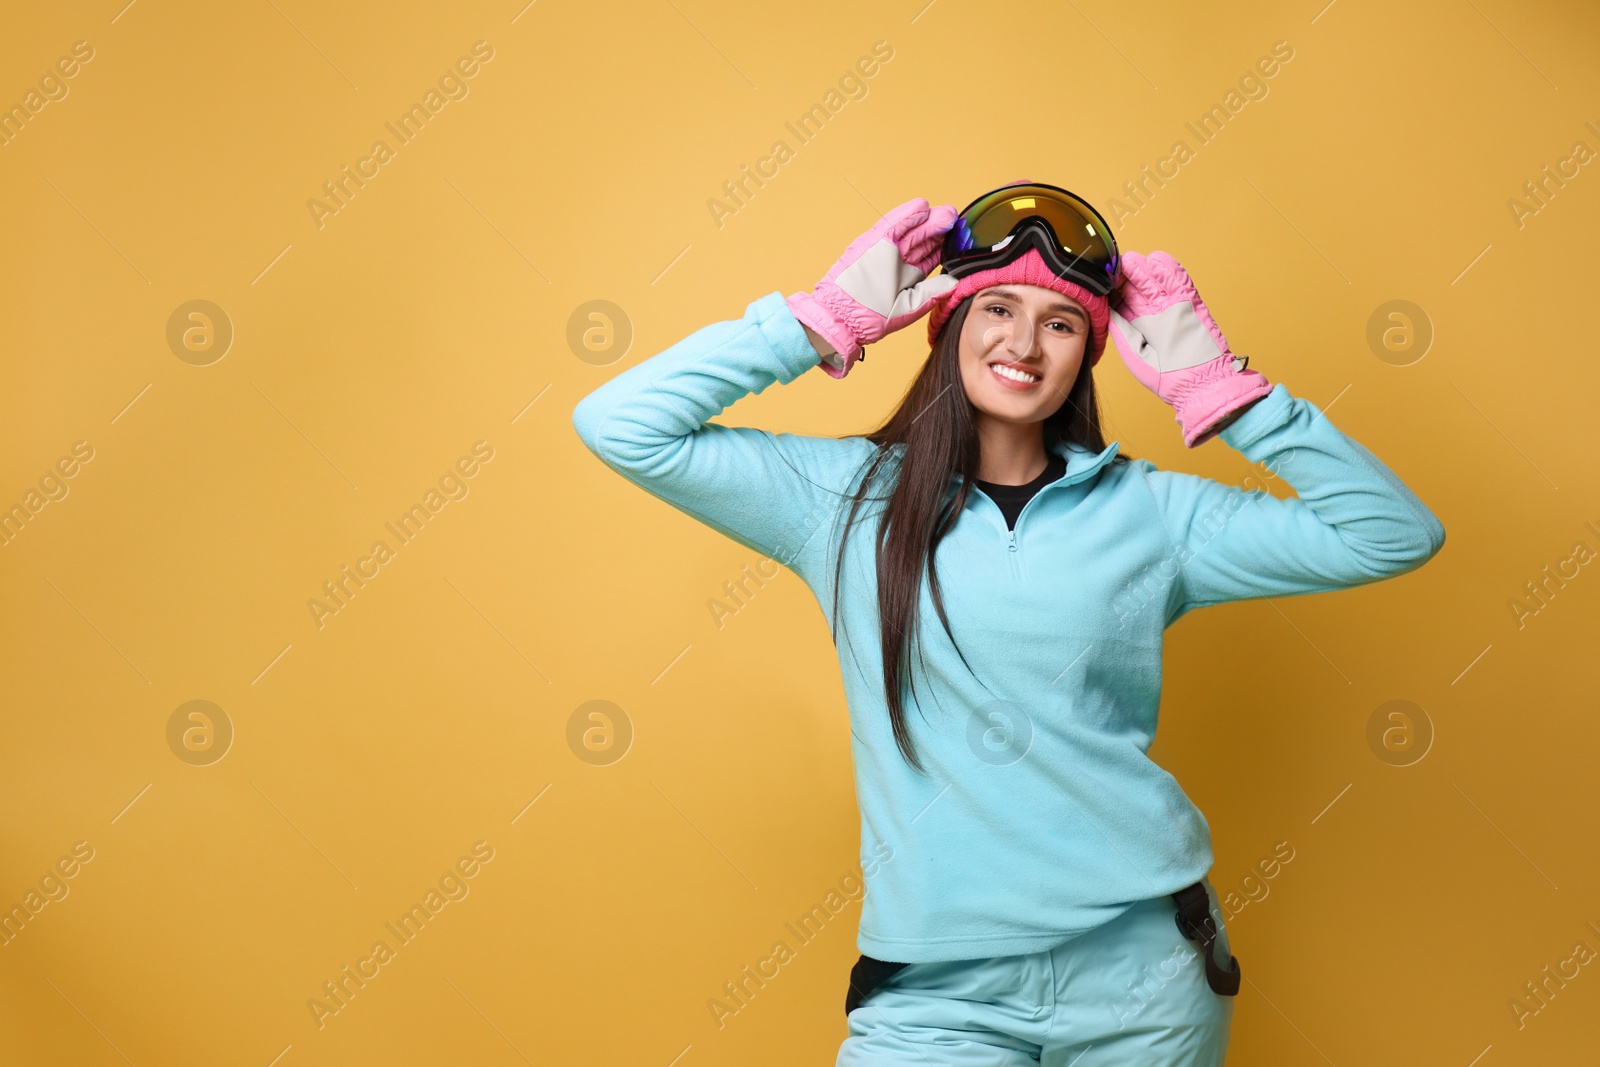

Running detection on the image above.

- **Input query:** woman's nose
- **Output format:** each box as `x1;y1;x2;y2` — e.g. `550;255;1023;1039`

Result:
980;314;1035;358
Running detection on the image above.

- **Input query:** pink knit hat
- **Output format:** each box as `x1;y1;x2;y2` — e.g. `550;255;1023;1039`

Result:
925;246;1112;366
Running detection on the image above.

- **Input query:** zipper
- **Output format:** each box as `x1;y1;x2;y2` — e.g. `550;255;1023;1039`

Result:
969;442;1121;578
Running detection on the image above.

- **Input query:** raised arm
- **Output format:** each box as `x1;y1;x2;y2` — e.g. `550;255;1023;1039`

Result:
571;291;853;567
571;197;961;569
1138;383;1446;623
1104;250;1444;623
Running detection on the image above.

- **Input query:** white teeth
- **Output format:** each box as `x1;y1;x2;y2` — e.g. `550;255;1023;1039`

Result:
991;363;1040;383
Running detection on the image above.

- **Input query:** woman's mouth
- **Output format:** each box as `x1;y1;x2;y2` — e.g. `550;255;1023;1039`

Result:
988;361;1042;390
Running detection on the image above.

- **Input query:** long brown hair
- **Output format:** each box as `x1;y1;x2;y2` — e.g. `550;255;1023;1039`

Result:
826;294;1135;774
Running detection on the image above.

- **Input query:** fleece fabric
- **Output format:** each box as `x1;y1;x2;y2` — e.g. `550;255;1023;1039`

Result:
571;289;1446;964
975;450;1068;531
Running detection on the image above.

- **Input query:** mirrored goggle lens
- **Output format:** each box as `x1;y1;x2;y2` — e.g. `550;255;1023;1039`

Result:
956;189;1114;265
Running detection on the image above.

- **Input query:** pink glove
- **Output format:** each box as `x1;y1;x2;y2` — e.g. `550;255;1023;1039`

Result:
787;198;959;379
1108;251;1273;448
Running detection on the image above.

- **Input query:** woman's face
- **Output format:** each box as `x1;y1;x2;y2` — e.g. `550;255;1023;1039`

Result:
957;284;1089;426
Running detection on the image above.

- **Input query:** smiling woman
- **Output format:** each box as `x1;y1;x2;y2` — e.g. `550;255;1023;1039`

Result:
957;282;1095;483
571;190;1445;1066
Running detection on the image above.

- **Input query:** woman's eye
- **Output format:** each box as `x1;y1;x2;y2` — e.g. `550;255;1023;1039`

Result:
984;305;1073;333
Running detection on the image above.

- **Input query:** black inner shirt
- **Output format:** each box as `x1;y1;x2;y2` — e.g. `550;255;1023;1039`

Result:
972;450;1068;531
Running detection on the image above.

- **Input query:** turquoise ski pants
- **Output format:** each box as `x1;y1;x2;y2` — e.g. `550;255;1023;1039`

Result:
838;878;1234;1066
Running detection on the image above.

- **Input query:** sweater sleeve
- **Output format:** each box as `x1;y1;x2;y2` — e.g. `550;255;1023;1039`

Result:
1139;382;1446;624
570;290;860;570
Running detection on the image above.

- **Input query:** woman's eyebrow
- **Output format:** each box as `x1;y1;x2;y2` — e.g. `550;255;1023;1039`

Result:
986;288;1086;322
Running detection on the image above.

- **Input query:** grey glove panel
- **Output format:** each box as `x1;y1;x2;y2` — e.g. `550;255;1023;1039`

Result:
835;239;928;317
1113;302;1225;372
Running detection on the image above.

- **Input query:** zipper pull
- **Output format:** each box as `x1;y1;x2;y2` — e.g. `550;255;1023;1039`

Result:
1008;529;1017;552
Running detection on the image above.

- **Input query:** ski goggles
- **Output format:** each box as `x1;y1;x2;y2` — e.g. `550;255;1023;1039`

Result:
939;182;1120;297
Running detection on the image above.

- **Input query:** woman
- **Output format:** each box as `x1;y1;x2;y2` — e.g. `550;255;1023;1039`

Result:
571;186;1445;1066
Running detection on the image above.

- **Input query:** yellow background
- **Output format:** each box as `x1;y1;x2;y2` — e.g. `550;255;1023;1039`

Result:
2;0;1597;1063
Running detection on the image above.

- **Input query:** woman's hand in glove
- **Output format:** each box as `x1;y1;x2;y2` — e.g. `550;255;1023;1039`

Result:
1108;251;1274;448
787;198;960;379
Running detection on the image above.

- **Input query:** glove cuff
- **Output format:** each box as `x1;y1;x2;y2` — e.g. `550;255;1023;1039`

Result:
1172;356;1274;448
786;291;861;377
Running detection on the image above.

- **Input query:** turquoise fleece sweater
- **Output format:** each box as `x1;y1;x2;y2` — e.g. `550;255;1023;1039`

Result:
571;290;1445;964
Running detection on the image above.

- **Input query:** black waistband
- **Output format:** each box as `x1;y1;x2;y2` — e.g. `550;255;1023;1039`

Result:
845;954;910;1016
844;880;1240;1017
